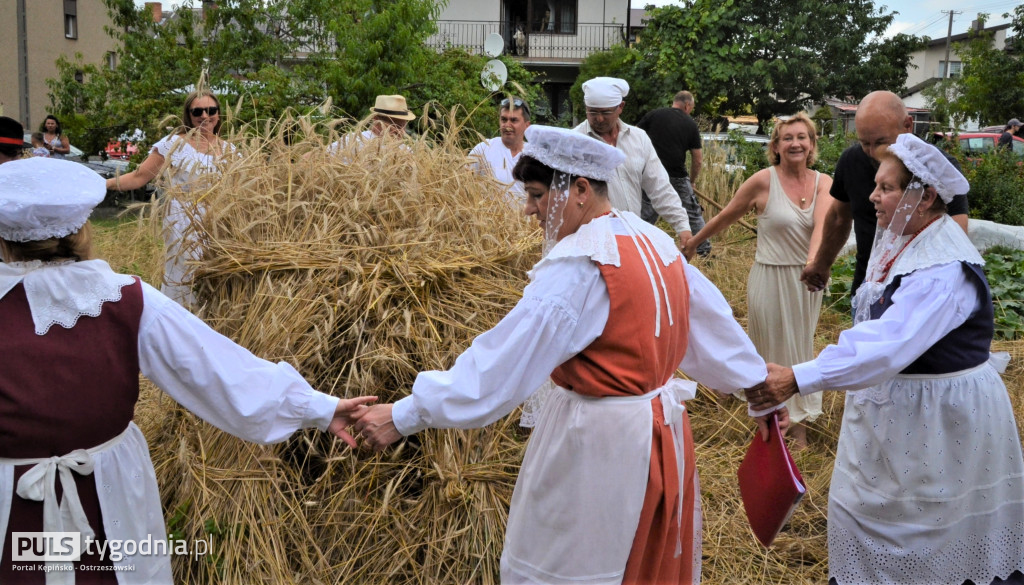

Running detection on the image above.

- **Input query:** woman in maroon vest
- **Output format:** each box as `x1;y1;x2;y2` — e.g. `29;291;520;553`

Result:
0;157;374;583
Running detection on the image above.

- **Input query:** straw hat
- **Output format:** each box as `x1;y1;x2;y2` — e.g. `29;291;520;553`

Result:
369;95;416;121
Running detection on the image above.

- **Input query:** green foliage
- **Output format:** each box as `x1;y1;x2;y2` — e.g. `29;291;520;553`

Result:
924;8;1024;128
826;247;1024;340
956;148;1024;226
48;1;549;151
415;49;543;147
812;132;854;177
629;1;923;130
984;246;1024;340
826;253;856;317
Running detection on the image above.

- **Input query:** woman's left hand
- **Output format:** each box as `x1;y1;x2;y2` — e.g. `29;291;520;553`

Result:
748;363;799;411
753;406;790;441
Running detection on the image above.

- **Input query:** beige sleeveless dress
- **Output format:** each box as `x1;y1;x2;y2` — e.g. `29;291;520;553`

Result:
747;166;823;424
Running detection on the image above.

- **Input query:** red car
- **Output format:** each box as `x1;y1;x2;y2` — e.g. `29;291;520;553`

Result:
104;140;139;160
930;132;1024;159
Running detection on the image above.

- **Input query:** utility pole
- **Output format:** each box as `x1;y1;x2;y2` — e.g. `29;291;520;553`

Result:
942;10;962;78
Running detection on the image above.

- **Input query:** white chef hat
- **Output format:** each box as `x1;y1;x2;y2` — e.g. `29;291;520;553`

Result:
523;125;625;182
0;157;106;242
582;77;630;108
887;133;969;203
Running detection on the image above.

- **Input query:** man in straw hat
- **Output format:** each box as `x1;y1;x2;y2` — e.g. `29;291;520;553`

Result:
752;133;1024;585
354;125;781;584
469;96;531;207
0;157;376;581
574;77;695;256
0;116;27;165
329;94;417;154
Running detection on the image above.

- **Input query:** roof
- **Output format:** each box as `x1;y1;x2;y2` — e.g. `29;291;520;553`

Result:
630;8;651;28
924;22;1012;47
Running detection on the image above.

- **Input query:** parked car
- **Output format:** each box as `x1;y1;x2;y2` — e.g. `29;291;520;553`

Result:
701;132;771;174
22;132;151;206
929;132;1024;159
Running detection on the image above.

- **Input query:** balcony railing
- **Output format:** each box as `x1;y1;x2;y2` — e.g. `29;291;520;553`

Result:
426;20;626;62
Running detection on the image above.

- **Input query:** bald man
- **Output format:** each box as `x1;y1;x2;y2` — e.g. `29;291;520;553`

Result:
801;91;969;294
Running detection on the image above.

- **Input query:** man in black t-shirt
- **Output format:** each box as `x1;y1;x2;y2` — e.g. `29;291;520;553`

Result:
801;91;969;294
637;91;709;256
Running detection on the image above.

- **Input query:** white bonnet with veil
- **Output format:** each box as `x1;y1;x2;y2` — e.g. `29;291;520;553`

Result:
518;125;628;427
853;133;970;324
521;125;625;255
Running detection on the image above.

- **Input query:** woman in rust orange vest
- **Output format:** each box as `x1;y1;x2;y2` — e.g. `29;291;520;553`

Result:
354;125;782;584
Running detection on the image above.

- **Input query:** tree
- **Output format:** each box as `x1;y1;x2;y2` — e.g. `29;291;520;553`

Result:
47;0;541;153
924;9;1024;129
633;0;924;131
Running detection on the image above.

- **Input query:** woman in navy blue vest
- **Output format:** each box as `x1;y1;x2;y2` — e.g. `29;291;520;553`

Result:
750;133;1024;585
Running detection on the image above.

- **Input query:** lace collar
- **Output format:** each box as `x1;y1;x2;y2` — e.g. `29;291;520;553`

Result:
529;210;680;277
883;215;984;286
0;259;137;335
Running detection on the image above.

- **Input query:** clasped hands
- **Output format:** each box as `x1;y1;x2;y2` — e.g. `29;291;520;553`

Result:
746;363;800;440
326;398;402;452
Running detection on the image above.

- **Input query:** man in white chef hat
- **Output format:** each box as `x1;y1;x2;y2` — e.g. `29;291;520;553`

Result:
574;77;694;255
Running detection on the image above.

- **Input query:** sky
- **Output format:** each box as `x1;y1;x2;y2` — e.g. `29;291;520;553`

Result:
139;0;1020;40
641;0;1021;40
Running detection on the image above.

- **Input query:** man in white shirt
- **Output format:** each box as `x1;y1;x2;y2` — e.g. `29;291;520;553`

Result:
573;77;693;253
469;97;531;206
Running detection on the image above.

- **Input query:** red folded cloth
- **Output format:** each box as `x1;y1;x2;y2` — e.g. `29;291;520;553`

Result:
737;411;806;547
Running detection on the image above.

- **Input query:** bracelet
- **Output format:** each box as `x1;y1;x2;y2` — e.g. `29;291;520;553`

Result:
115;175;121;191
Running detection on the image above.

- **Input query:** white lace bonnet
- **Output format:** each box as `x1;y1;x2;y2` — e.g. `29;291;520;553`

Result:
887;133;969;202
522;125;625;182
0;157;106;242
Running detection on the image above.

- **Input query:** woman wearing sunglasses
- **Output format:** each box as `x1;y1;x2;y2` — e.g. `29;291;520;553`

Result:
107;90;233;307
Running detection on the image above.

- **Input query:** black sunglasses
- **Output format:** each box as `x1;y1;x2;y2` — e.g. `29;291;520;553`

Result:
500;97;529;114
190;106;219;117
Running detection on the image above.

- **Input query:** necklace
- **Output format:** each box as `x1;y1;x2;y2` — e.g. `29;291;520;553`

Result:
874;215;942;287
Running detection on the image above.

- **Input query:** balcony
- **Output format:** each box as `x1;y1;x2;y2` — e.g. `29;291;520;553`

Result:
426;20;626;65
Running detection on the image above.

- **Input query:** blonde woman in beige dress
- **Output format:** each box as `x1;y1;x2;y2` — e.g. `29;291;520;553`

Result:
684;113;832;449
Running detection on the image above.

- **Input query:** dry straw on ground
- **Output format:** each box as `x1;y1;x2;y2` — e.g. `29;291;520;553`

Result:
90;114;1024;585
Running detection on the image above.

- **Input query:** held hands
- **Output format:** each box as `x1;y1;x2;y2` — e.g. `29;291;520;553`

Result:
352;404;403;452
677;231;695;261
748;363;799;412
328;396;379;448
799;259;829;293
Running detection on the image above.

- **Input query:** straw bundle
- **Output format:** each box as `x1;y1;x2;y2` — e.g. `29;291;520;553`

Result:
135;116;538;584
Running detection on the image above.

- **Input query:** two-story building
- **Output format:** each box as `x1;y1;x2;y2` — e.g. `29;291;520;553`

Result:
902;19;1012;129
0;0;117;132
426;0;633;121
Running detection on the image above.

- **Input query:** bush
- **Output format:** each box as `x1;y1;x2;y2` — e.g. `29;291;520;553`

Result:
826;246;1024;340
960;150;1024;226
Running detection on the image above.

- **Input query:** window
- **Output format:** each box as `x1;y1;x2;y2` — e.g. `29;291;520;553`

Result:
939;60;962;78
531;0;577;34
74;70;84;83
961;137;994;154
107;52;117;70
64;0;78;39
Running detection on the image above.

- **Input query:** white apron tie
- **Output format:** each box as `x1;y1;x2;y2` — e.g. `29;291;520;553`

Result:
0;425;131;585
